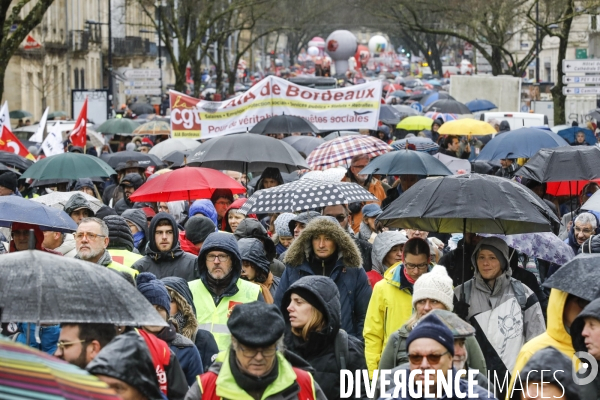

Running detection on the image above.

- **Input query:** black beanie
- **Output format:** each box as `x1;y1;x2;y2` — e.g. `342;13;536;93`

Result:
290;287;328;322
184;215;216;244
0;171;18;192
95;206;118;220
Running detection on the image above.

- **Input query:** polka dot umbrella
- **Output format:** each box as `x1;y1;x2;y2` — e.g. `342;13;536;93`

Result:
238;179;378;215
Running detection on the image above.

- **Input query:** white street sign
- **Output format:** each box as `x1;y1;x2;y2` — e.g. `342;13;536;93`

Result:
124;88;161;95
123;80;162;87
563;60;600;73
123;69;161;79
563;75;600;84
562;86;600;95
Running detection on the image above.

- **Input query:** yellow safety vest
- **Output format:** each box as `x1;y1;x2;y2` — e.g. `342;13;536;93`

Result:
188;278;261;351
108;249;144;268
106;260;139;279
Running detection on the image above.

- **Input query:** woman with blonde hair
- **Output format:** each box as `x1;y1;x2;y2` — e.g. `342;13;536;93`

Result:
281;275;366;400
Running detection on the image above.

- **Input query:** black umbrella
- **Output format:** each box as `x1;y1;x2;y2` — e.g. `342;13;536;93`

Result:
0;250;168;326
361;149;453;176
377;173;559;299
282;136;325;156
420;91;455;105
0;151;34;172
518;146;600;183
588;109;600;121
249;115;319;135
379;105;403;125
162;149;193;166
425;99;471;114
248;170;300;188
542;253;600;301
129;102;156;115
391;105;420;117
101;151;164;168
186;133;308;174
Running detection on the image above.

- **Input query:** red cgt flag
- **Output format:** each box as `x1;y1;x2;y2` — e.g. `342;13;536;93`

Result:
0;126;34;160
70;97;87;147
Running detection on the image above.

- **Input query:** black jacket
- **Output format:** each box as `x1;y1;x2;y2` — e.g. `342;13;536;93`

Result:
132;212;198;281
103;215;135;252
439;146;471;160
280;275;367;400
234;218;286;277
438;239;478;288
520;347;582;400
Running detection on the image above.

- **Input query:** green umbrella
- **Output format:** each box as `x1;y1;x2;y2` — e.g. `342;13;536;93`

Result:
9;110;33;119
95;118;140;135
20;153;116;180
48;111;69;119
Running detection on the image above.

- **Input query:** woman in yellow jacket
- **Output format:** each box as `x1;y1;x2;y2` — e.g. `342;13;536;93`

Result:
363;237;432;375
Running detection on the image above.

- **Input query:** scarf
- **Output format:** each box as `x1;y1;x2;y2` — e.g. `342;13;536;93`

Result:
403;266;416;285
205;269;234;298
133;231;145;248
172;312;187;333
229;348;278;400
258;273;274;304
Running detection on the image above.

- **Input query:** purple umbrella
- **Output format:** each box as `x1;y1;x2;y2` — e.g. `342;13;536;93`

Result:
480;232;574;265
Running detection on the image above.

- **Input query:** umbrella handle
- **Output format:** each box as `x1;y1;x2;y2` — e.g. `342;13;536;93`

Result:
28;229;35;250
460;218;466;302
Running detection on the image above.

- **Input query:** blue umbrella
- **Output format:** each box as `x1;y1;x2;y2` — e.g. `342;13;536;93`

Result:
421;92;455;106
465;99;497;112
428;79;442;86
476;127;569;161
557;127;596;145
361;149;452;176
0;196;77;232
391;137;439;153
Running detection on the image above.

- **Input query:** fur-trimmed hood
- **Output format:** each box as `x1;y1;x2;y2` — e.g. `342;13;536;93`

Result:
283;217;362;268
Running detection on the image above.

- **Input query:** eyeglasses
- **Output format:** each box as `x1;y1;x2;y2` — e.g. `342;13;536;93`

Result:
206;253;230;262
574;227;594;235
74;232;106;241
237;344;277;358
56;339;87;350
408;351;449;364
404;262;428;270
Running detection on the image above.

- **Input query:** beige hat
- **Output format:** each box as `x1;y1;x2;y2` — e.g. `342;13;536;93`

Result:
412;265;454;311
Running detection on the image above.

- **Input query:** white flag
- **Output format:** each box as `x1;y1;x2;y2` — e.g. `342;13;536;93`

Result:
41;125;65;156
30;107;48;143
0;101;12;133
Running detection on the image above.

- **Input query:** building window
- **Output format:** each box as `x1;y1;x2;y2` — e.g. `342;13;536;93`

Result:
593;16;597;31
74;68;79;89
80;69;85;89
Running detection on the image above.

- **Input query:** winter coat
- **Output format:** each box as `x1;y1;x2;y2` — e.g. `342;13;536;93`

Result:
86;331;167;400
379;368;497;399
189;200;218;229
122;208;149;255
364;262;429;374
354;234;374;273
75;249;139;278
101;183;122;206
378;324;487;376
179;231;200;256
280;276;367;400
184;349;327;400
455;241;545;398
114;196;143;216
234;218;286;278
438;239;478;287
275;218;372;338
167;201;187;226
161;276;219;370
108;249;143;268
14;323;60;354
103;214;135;252
156;323;204;386
56;233;77;257
63;192;95;216
132;212;199;281
571;298;600;400
439;146;471;160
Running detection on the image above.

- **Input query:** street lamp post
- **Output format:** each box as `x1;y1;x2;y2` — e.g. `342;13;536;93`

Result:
85;18;112;118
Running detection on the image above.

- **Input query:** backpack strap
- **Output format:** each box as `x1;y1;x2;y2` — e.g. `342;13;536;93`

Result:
334;329;350;370
463;280;473;305
198;371;219;400
510;279;528;311
293;367;317;400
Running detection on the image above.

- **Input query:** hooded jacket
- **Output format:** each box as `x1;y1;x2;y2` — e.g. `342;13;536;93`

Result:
131;212;198;281
519;347;581;400
570;298;600;400
275;218;372;338
156;323;204;386
167;201;187;226
456;238;545;398
104;214;144;267
255;167;284;191
86;331;165;400
122;208;148;255
238;237;280;301
280;276;366;400
114;173;145;215
189;200;218;229
161;276;220;370
63;193;95;217
234;218;286;278
371;231;408;277
55;233;77;257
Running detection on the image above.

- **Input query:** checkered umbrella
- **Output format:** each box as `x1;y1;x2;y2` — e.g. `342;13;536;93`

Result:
306;135;391;170
238;179;378;215
425;111;458;122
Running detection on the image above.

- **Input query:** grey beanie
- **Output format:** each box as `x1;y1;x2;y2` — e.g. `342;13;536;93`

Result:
184;215;216;244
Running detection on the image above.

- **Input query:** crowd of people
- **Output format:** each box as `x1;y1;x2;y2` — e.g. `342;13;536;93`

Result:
2;121;600;400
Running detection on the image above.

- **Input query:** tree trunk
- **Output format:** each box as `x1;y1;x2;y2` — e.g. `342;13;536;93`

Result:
191;59;203;98
490;46;504;75
174;50;189;93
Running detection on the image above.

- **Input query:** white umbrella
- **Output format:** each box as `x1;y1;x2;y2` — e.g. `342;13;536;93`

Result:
149;138;200;159
31;191;104;213
301;167;347;183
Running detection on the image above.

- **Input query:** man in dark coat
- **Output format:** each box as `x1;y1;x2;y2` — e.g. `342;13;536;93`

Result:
439;135;471;159
114;173;144;215
570;298;600;399
275;217;372;338
132;212;198;281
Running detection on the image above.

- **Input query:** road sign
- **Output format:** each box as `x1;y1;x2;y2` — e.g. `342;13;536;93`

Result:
562;86;600;95
563;60;600;73
124;88;161;95
563;76;600;84
123;69;161;79
123;80;161;87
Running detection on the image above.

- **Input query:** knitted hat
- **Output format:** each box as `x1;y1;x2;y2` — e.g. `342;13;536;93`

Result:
412;265;454;311
0;171;18;192
103;215;134;252
407;313;454;357
126;142;137;152
227;302;285;347
136;272;171;318
122;209;148;237
274;213;295;237
184;215;216;244
141;138;154;147
95;206;118;220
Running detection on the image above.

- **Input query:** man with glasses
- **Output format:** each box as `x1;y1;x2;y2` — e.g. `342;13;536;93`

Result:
132;212;198;281
558;182;599;240
74;217;138;278
188;232;264;351
54;323;117;369
565;212;598;254
185;302;326;400
364;238;431;377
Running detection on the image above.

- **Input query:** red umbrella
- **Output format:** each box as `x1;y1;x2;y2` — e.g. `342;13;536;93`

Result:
129;167;246;202
546;179;600;196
